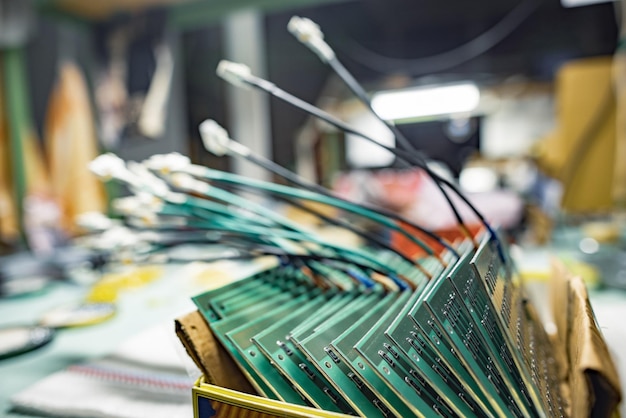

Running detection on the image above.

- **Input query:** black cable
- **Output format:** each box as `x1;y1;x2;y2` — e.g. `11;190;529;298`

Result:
247;75;464;213
285;254;372;287
303;11;534;254
159;236;397;289
339;0;542;75
218;239;387;275
243;74;486;249
243;151;458;259
216;179;419;266
153;244;381;289
328;57;477;243
184;218;413;279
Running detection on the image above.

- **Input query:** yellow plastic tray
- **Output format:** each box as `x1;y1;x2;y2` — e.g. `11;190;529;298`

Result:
193;376;352;418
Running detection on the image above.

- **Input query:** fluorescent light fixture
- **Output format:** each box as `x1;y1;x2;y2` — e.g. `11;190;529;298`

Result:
371;82;480;121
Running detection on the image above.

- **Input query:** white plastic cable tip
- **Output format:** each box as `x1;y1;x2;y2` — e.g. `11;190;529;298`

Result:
133;210;159;228
170;172;211;194
287;16;335;62
98;226;140;250
127;161;170;198
288;16;323;43
135;191;165;212
199;119;231;156
163;191;187;204
112;196;144;216
89;153;127;180
216;60;252;89
144;153;191;174
112;193;163;217
75;211;118;231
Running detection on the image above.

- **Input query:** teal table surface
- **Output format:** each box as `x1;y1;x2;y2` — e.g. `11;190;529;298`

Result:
0;264;201;416
1;253;624;417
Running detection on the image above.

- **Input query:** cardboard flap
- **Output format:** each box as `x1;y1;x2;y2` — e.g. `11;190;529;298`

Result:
550;258;573;383
550;259;622;417
175;310;256;395
568;277;622;418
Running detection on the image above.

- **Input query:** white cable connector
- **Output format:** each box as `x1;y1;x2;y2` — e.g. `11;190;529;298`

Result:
89;153;127;181
75;211;119;232
127;161;170;198
163;191;187;204
170;172;211;194
112;192;163;217
136;192;165;212
182;164;209;178
142;153;203;202
216;60;252;89
128;210;159;228
199;119;252;157
143;153;191;174
95;226;141;250
90;153;142;190
199;119;230;156
112;196;144;216
287;16;335;63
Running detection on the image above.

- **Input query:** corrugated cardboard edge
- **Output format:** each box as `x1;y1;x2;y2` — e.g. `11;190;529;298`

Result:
550;259;622;418
550;258;573;405
569;277;621;418
175;310;256;394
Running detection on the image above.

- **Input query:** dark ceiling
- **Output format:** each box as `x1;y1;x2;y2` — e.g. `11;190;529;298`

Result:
268;0;617;82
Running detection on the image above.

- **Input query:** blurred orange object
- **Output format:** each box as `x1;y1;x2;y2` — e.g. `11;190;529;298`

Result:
536;57;617;213
0;58;53;243
45;62;106;234
0;70;18;240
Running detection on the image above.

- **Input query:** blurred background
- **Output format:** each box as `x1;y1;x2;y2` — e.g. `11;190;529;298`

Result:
1;0;626;416
1;0;624;251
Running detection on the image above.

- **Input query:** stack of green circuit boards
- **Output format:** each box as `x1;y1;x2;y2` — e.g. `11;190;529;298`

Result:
192;233;565;417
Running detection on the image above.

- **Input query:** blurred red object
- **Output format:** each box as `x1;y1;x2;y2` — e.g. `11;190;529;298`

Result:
392;223;484;260
334;168;522;259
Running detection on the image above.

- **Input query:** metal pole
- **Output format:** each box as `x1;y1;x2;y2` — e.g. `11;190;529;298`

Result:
224;8;272;182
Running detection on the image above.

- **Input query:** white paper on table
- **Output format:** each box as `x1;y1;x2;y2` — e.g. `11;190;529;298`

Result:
10;323;197;418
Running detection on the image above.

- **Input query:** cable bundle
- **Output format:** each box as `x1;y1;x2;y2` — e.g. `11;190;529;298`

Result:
89;16;565;417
